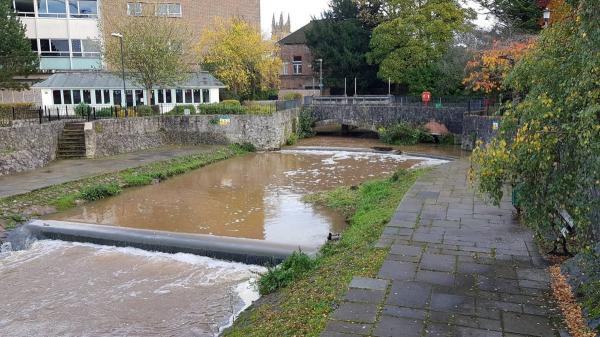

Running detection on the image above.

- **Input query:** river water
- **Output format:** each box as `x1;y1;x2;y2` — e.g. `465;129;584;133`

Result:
1;140;453;337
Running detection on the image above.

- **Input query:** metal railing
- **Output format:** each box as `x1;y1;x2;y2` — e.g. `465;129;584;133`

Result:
1;100;303;126
307;95;487;112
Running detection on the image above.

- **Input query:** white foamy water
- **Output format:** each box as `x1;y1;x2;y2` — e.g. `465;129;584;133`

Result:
280;149;449;168
0;240;265;337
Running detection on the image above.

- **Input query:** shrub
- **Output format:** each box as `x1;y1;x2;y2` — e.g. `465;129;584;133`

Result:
379;122;422;145
74;103;91;117
95;107;114;118
257;251;317;295
286;132;298;146
198;103;246;115
297;108;315;138
0;103;35;114
136;105;157;116
233;142;256;153
52;194;78;211
167;104;196;115
79;183;122;201
282;92;302;101
439;133;456;145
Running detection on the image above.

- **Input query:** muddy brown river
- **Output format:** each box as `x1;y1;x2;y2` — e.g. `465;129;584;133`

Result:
2;141;452;337
47;149;444;249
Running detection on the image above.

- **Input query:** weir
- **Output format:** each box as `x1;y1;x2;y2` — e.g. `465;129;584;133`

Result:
21;220;314;265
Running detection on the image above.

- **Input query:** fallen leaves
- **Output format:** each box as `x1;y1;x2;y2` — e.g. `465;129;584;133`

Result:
549;265;596;337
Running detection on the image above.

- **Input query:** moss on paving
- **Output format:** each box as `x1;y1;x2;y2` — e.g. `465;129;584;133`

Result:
223;169;423;337
0;144;251;226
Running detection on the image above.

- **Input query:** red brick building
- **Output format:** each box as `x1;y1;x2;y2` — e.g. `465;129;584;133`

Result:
278;23;321;97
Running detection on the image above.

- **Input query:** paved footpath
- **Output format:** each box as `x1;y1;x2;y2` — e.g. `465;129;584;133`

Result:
322;159;562;337
0;145;221;198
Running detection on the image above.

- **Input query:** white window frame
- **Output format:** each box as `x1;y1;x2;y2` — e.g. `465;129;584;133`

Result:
282;62;289;75
127;2;142;16
155;3;181;17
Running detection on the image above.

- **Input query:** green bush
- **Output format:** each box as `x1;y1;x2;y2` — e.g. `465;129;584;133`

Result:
286;132;298;146
379;122;422;145
282;92;302;101
79;183;122;201
167;104;197;115
439;133;456;145
136;105;157;116
74;103;91;117
257;251;317;295
198;103;247;115
297;108;315;138
233;142;256;153
0;102;35;114
95;107;114;118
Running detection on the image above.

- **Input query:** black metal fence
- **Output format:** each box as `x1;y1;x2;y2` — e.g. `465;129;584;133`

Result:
0;100;303;126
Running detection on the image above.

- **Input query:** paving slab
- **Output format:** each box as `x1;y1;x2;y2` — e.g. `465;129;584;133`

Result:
320;159;561;337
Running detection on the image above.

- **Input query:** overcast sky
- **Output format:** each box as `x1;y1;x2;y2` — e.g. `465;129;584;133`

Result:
260;0;494;36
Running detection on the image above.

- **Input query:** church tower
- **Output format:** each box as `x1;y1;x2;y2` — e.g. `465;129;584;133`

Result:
271;13;291;41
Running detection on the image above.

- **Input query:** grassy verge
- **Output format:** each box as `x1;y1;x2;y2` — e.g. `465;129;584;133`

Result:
223;168;422;337
0;144;252;228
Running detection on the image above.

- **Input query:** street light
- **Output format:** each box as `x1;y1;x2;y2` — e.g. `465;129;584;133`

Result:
316;58;323;96
111;32;127;112
543;8;551;28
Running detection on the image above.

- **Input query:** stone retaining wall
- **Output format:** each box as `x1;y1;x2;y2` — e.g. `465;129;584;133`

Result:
310;105;467;134
0;121;66;176
85;109;300;158
461;115;502;151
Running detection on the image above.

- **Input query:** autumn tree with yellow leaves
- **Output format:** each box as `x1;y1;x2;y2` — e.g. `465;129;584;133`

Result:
198;18;281;101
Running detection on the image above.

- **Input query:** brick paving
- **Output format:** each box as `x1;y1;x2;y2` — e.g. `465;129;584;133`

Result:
321;159;562;337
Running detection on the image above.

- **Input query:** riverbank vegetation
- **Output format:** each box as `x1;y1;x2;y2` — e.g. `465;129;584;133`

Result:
223;168;422;336
0;144;253;231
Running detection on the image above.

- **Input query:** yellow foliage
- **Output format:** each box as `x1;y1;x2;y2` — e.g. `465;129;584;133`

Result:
197;18;281;98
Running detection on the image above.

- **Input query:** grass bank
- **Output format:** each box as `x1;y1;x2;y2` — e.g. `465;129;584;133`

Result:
0;144;253;230
223;169;422;337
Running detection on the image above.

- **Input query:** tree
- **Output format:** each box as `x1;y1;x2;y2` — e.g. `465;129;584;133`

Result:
367;0;474;94
474;0;544;33
463;38;534;96
470;0;599;252
305;0;380;93
199;18;281;101
101;7;195;104
0;0;39;90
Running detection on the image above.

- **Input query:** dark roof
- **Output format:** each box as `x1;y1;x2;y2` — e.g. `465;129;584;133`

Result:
33;71;226;89
278;22;314;45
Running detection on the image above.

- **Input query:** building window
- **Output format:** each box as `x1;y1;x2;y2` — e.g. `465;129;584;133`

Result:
72;90;81;104
184;89;192;103
83;90;91;104
175;89;183;103
135;90;144;105
202;89;209;103
165;90;172;103
71;39;100;57
113;90;122;106
39;39;69;57
13;0;35;16
156;3;181;17
52;90;62;104
103;90;110;104
292;56;302;75
75;0;97;17
63;90;72;104
157;90;164;104
37;0;67;18
94;90;101;104
30;39;38;53
193;90;200;103
127;2;142;16
282;62;289;75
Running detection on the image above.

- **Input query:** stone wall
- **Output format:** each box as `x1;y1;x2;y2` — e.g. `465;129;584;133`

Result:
85;109;300;158
461;115;502;151
310;105;467;134
0;121;66;176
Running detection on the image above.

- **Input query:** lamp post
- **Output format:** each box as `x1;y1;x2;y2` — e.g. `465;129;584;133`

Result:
543;7;551;28
316;58;323;96
111;32;127;112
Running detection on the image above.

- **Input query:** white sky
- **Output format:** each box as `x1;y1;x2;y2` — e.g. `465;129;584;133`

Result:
260;0;494;36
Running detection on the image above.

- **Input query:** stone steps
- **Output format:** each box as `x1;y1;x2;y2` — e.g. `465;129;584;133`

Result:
57;123;86;159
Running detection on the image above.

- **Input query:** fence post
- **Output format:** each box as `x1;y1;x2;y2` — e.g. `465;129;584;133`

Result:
38;107;42;124
12;107;15;120
93;107;96;120
468;99;471;114
57;107;60;121
87;106;91;122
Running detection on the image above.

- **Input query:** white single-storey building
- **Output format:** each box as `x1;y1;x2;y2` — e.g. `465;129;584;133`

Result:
33;71;226;113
